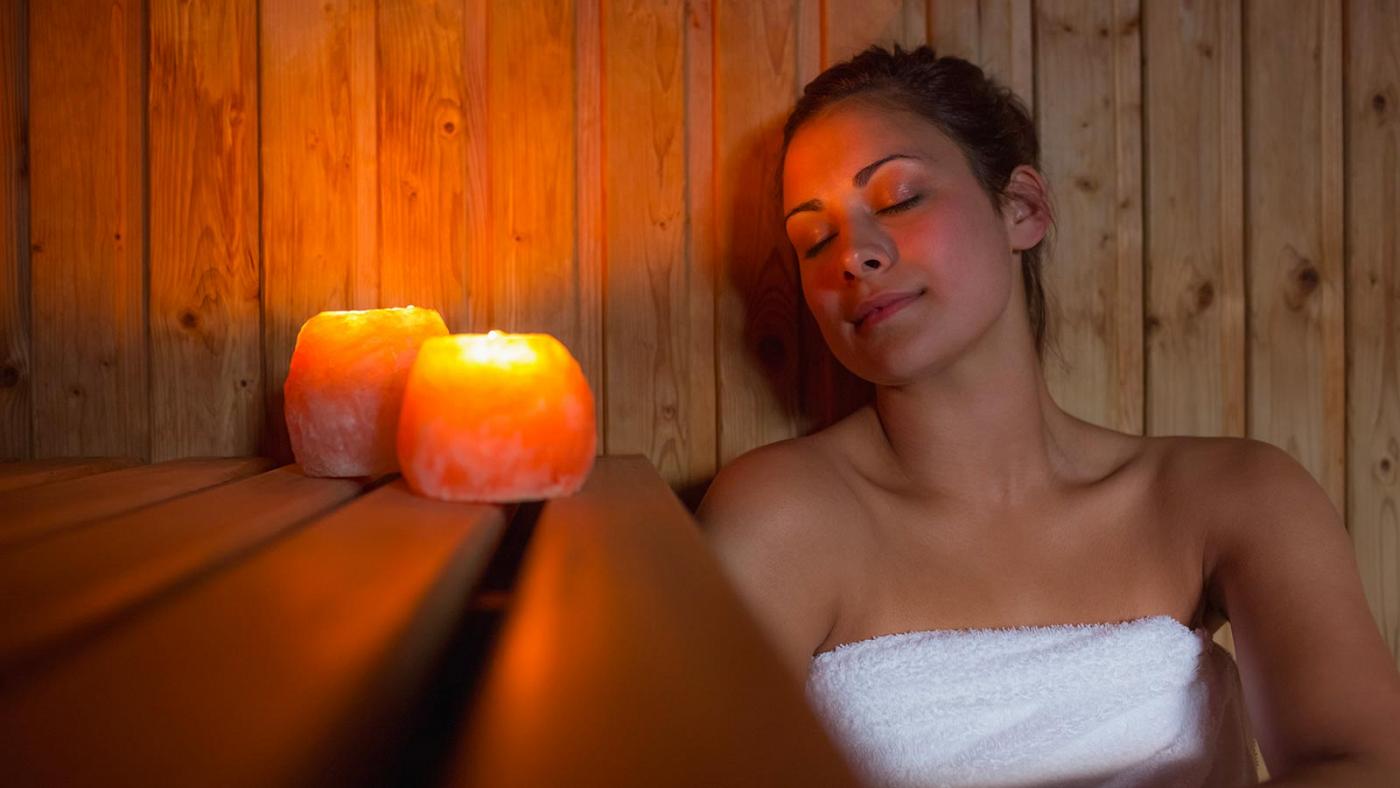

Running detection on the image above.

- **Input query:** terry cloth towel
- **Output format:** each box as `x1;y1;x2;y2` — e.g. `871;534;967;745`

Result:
806;615;1258;788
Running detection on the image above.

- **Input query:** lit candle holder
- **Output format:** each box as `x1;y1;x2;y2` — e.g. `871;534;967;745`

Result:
284;306;449;477
397;331;597;502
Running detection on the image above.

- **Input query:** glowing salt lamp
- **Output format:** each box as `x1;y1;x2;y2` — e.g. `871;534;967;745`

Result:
397;331;597;502
284;306;449;477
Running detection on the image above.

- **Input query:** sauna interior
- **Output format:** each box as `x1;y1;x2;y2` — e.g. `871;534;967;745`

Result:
1;0;1398;785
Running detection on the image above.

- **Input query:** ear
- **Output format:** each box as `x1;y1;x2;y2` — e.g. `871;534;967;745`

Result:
1000;165;1051;253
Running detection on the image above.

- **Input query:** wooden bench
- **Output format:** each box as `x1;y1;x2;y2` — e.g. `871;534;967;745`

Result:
0;455;860;787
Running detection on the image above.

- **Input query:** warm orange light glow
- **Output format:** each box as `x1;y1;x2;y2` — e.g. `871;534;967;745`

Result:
397;332;596;502
284;306;449;477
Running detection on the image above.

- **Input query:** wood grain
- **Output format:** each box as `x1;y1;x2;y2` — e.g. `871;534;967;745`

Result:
28;0;147;459
825;0;926;65
148;0;262;460
260;0;379;462
0;457;140;493
604;0;715;494
0;465;364;671
1245;0;1346;510
0;0;25;462
485;1;595;386
1144;0;1245;440
0;456;273;550
447;456;861;787
0;480;506;787
1346;0;1400;666
378;0;469;332
715;0;804;464
1035;0;1143;435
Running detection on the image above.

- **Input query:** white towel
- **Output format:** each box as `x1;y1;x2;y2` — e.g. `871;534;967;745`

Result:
806;615;1258;788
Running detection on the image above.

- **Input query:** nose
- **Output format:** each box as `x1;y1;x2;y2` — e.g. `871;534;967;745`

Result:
839;216;894;282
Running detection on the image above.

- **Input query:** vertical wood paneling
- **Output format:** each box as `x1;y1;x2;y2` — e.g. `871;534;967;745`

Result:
485;2;597;395
1245;0;1346;509
463;0;489;332
825;0;926;65
28;0;147;459
260;0;379;461
1346;0;1400;665
685;0;720;499
1035;0;1143;434
1144;1;1245;440
378;0;469;332
604;0;715;492
715;0;804;464
578;0;606;444
148;0;262;460
0;0;27;461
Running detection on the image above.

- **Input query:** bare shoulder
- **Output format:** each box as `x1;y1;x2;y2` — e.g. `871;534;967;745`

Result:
695;435;859;682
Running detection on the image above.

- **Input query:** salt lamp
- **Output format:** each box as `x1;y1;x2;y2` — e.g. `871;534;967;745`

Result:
284;306;449;477
397;331;596;502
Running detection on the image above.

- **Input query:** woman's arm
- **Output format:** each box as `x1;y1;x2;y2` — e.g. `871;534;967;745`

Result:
1209;439;1400;785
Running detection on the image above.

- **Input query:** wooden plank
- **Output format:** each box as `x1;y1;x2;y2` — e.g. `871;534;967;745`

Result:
446;456;861;787
604;0;716;497
715;0;804;463
0;457;140;493
578;0;606;443
28;0;147;459
978;0;1033;109
0;457;274;550
929;0;981;62
825;0;927;65
378;0;469;332
1346;0;1400;666
0;465;365;671
148;0;262;460
0;480;506;786
1035;0;1143;434
1245;0;1346;509
485;2;601;407
0;0;26;462
260;0;379;463
1144;0;1245;440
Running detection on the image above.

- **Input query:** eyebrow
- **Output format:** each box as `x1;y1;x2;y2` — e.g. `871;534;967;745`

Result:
784;153;920;222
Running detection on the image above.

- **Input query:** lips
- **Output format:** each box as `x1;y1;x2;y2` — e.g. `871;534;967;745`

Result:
851;289;925;328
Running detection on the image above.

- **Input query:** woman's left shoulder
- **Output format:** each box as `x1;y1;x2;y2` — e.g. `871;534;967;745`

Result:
1148;434;1336;532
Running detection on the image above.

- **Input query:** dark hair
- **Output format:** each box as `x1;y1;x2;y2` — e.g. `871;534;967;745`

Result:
780;44;1054;361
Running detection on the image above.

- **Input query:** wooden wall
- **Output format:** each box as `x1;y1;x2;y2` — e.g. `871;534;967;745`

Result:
1;0;1397;661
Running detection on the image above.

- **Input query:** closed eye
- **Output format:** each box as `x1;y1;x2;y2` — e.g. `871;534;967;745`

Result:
803;236;834;259
877;195;922;215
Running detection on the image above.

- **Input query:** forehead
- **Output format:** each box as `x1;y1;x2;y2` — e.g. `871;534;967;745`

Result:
782;99;963;202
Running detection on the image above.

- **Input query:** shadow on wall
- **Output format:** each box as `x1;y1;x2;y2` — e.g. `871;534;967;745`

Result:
724;117;873;451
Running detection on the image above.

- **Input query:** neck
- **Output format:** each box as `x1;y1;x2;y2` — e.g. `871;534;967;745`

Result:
867;332;1087;510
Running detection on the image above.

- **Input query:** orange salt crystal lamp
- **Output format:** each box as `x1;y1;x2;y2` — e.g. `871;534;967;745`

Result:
284;306;449;477
397;331;597;502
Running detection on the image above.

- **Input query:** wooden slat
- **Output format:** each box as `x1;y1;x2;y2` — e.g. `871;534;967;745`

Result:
447;455;860;786
0;457;274;550
148;0;262;460
0;480;506;786
0;457;140;493
1245;0;1346;509
1144;0;1245;440
28;0;147;459
577;0;606;441
825;0;927;65
1035;0;1143;434
378;0;469;332
485;1;602;408
715;0;803;463
260;0;379;463
0;0;25;462
0;465;365;671
1346;0;1400;666
929;0;981;62
604;0;716;496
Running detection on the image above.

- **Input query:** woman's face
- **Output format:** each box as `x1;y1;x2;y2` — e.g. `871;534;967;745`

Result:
782;99;1039;385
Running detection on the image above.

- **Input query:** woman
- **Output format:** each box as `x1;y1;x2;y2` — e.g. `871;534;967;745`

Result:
696;45;1400;787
